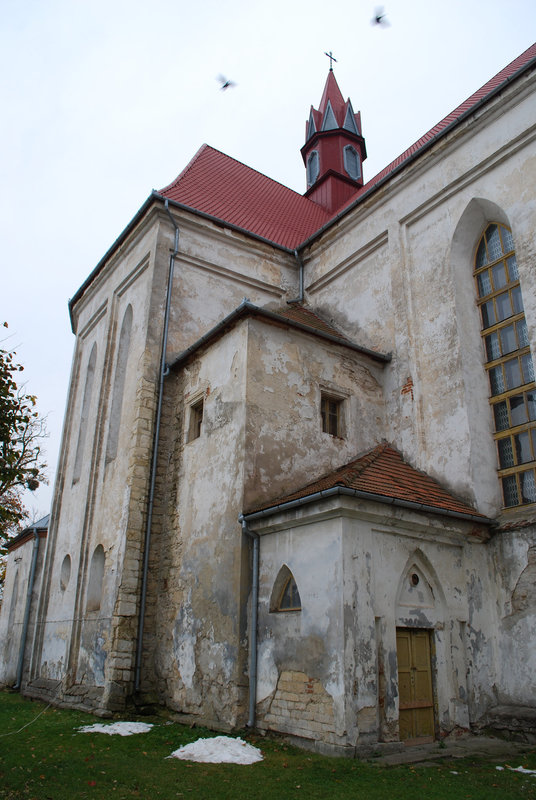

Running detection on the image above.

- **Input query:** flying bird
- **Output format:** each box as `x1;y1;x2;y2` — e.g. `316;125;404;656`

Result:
217;75;236;91
372;6;390;26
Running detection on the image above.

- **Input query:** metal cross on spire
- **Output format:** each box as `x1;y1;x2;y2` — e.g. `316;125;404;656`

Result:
324;51;337;71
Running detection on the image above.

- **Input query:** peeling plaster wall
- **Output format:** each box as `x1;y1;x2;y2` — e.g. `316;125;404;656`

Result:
24;205;297;713
467;526;536;719
244;319;386;510
28;211;167;708
163;216;297;361
146;324;250;728
253;497;484;751
255;514;348;751
6;67;535;743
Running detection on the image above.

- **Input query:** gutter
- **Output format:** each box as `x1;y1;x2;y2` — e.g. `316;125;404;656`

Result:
239;514;259;728
242;485;492;526
14;527;41;690
134;199;179;693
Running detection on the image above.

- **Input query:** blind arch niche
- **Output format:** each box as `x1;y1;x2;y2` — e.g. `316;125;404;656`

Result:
106;305;133;464
73;343;97;484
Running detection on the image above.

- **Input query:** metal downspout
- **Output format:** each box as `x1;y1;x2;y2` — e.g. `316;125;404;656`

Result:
287;250;304;304
134;200;179;693
240;515;259;728
14;528;40;690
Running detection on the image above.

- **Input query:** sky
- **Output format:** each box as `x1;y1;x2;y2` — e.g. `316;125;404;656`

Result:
2;0;535;517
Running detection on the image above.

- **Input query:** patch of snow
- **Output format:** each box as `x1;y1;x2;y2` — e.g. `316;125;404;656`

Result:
507;766;536;775
168;736;263;764
78;722;153;736
496;765;536;776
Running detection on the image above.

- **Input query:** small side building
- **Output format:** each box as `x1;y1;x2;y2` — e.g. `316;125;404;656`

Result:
0;516;49;689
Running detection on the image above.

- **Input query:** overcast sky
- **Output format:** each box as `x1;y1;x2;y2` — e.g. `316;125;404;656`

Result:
2;0;535;517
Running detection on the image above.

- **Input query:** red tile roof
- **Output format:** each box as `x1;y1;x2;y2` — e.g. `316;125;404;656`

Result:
247;443;490;522
159;44;536;250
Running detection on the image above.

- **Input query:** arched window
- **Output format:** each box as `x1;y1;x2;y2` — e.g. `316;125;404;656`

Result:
86;544;105;612
106;305;132;464
270;565;302;612
343;145;360;181
307;151;319;187
474;223;536;507
73;343;97;484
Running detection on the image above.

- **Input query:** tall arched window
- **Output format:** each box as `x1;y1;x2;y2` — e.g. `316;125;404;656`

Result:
73;343;97;484
106;305;132;464
474;223;536;507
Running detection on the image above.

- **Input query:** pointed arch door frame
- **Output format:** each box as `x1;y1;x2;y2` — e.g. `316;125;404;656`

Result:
393;551;446;742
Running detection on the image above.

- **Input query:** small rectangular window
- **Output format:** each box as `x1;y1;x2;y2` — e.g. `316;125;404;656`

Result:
188;399;204;441
321;394;343;437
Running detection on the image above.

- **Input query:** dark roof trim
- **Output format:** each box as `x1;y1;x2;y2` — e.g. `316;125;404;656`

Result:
242;486;492;527
168;299;391;370
68;194;158;330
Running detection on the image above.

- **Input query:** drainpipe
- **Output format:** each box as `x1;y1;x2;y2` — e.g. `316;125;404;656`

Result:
14;528;40;690
287;250;304;305
134;200;179;693
239;514;259;728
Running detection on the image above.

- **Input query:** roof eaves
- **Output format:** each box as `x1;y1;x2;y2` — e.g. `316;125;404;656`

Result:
168;300;390;370
7;514;50;551
242;485;492;528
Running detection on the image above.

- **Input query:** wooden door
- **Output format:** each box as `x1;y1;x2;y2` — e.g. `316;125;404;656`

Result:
396;628;435;742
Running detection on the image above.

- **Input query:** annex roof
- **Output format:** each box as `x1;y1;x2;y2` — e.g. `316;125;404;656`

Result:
169;299;390;370
245;443;491;524
7;514;50;552
159;44;536;251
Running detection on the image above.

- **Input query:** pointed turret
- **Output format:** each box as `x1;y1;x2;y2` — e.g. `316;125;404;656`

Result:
301;69;367;213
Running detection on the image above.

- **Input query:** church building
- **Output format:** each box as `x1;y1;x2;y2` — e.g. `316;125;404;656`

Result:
1;43;536;755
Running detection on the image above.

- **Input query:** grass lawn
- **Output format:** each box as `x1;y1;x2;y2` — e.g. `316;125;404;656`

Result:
1;691;535;799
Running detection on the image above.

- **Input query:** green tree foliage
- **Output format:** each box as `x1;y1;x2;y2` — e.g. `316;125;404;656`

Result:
0;322;47;548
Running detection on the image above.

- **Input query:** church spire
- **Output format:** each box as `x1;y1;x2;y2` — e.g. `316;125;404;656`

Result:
301;67;367;213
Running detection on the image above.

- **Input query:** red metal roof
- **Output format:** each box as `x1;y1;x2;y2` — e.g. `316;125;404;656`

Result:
247;443;489;521
160;144;331;250
159;44;536;250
